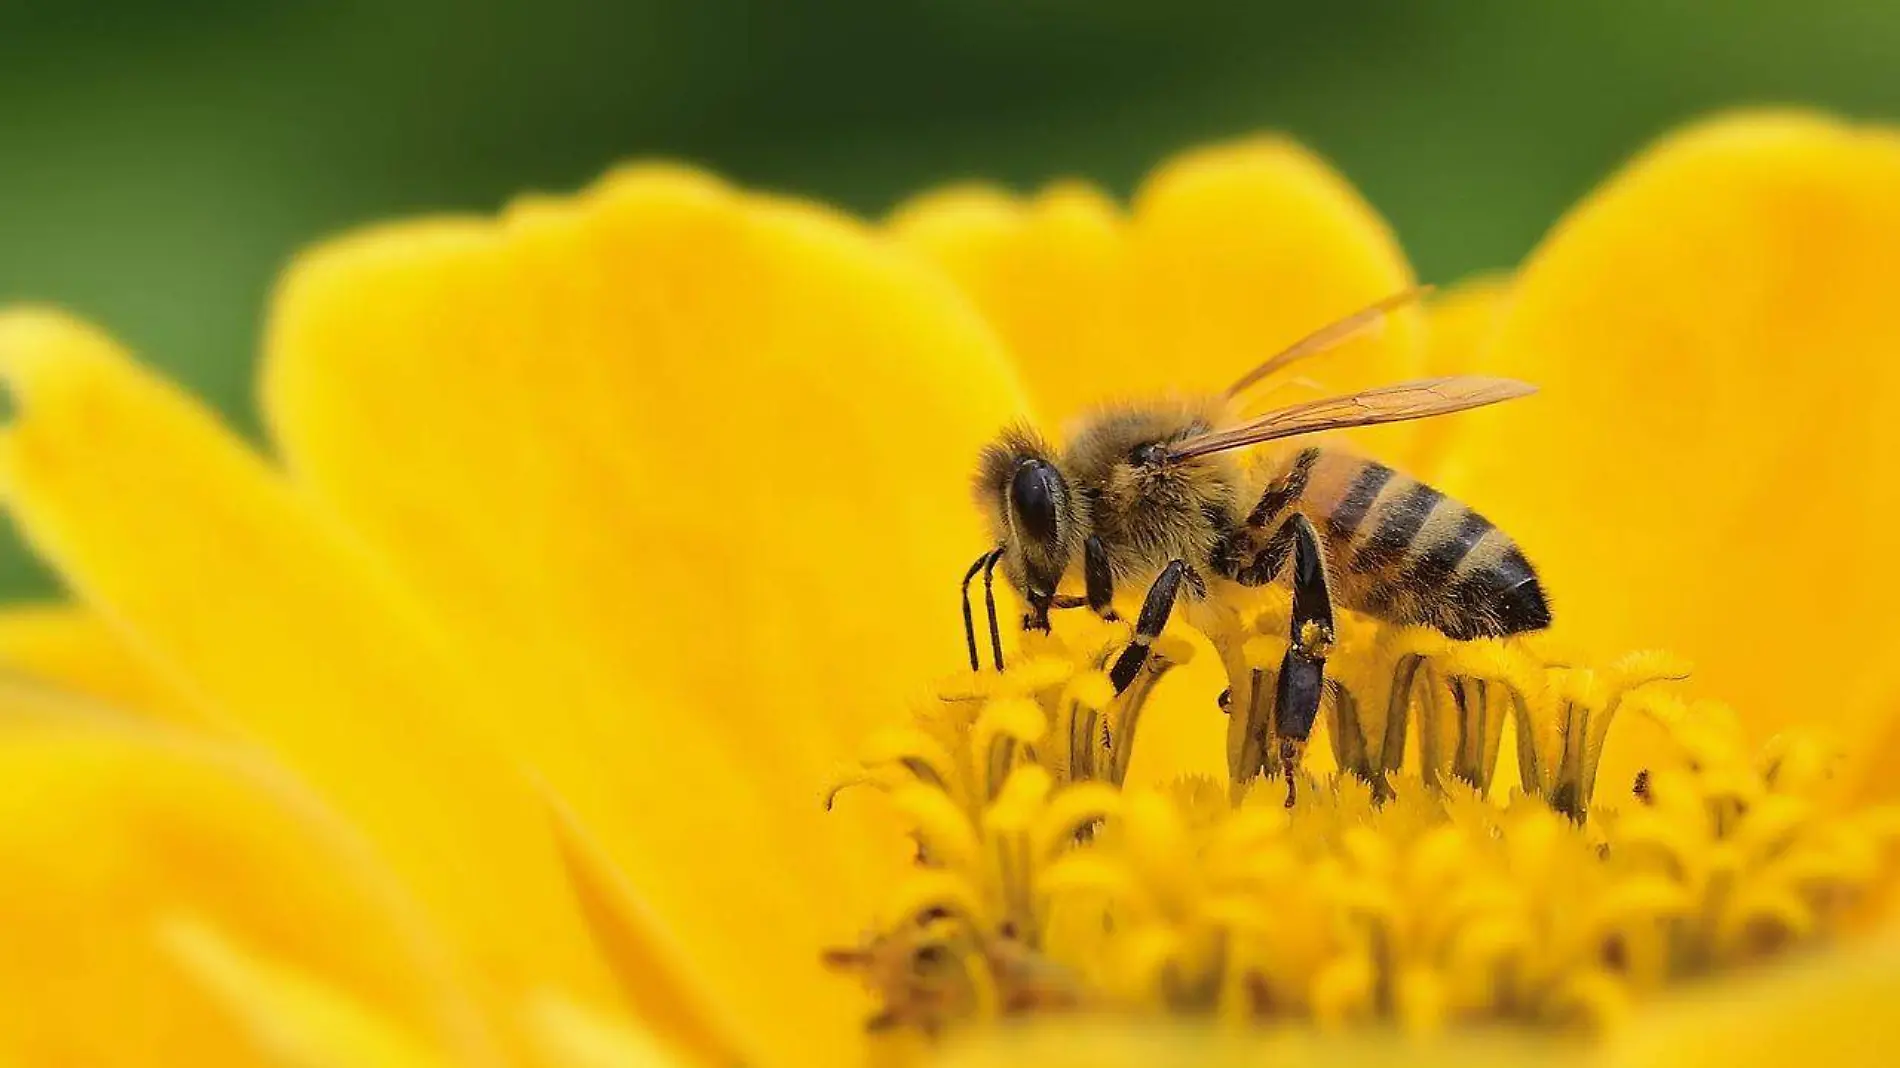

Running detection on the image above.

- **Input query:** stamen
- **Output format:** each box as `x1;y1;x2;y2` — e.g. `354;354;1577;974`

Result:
829;596;1900;1045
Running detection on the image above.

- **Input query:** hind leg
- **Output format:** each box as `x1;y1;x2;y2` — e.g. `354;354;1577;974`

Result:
1273;515;1335;806
1214;447;1318;587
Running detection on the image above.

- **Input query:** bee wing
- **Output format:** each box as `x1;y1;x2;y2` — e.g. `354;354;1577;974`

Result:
1224;286;1433;398
1168;375;1535;461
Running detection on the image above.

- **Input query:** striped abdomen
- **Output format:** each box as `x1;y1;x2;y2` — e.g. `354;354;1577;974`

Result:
1233;447;1551;640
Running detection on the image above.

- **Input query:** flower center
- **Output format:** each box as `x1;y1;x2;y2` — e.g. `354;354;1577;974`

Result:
824;593;1900;1045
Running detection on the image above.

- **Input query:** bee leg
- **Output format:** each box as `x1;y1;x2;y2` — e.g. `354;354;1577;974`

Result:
961;549;1001;672
1084;535;1121;621
1214;446;1316;586
1216;514;1299;587
1021;591;1055;635
1241;522;1299;586
982;550;1007;672
1108;559;1201;693
1275;515;1336;807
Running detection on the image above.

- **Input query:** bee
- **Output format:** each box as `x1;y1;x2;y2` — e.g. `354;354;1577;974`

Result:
960;289;1550;791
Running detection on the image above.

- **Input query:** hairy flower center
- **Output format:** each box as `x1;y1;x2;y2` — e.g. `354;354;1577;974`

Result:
824;593;1900;1045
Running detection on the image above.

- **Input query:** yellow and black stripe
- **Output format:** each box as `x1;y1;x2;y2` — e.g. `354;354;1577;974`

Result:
1226;448;1549;640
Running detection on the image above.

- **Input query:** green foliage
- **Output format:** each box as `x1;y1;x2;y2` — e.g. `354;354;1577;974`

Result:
1;1;1895;595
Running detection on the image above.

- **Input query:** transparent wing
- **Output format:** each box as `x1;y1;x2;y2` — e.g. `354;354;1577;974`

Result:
1169;375;1535;461
1223;286;1433;398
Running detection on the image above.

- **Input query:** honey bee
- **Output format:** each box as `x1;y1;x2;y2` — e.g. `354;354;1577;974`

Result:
961;289;1550;788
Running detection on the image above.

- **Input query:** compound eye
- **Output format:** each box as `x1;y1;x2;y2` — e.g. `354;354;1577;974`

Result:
1009;458;1063;544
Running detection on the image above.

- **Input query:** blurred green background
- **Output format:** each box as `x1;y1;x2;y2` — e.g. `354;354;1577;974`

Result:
2;1;1897;596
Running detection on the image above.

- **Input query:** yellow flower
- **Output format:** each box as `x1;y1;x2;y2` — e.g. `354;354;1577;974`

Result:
1;109;1899;1068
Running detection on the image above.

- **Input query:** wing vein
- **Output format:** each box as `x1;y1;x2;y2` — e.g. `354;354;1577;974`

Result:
1169;376;1535;461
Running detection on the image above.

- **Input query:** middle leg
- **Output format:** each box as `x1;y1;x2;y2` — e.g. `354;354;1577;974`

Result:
1108;559;1205;693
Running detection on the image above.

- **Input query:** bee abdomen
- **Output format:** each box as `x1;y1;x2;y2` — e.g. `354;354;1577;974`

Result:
1309;457;1550;640
1344;479;1436;573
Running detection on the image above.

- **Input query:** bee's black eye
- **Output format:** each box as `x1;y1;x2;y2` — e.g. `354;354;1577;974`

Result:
1009;458;1063;544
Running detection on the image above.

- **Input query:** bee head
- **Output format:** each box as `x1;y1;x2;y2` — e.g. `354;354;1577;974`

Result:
975;427;1084;615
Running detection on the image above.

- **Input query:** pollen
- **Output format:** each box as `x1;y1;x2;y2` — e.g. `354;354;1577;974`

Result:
1295;619;1334;658
825;596;1900;1046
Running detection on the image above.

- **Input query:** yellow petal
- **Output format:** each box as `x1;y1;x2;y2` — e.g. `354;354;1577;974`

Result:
1435;111;1900;753
1607;940;1900;1066
0;310;610;1002
0;718;493;1067
889;181;1135;424
1407;274;1512;478
543;790;745;1065
525;994;702;1068
0;603;196;722
260;167;1024;1058
161;918;478;1068
891;138;1423;442
930;1021;1575;1068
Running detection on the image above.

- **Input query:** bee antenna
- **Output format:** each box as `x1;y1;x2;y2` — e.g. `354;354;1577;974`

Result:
961;550;994;672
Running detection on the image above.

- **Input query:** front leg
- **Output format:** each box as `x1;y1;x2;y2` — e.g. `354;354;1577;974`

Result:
1108;560;1204;693
1274;514;1336;806
1084;535;1121;621
1021;592;1055;635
